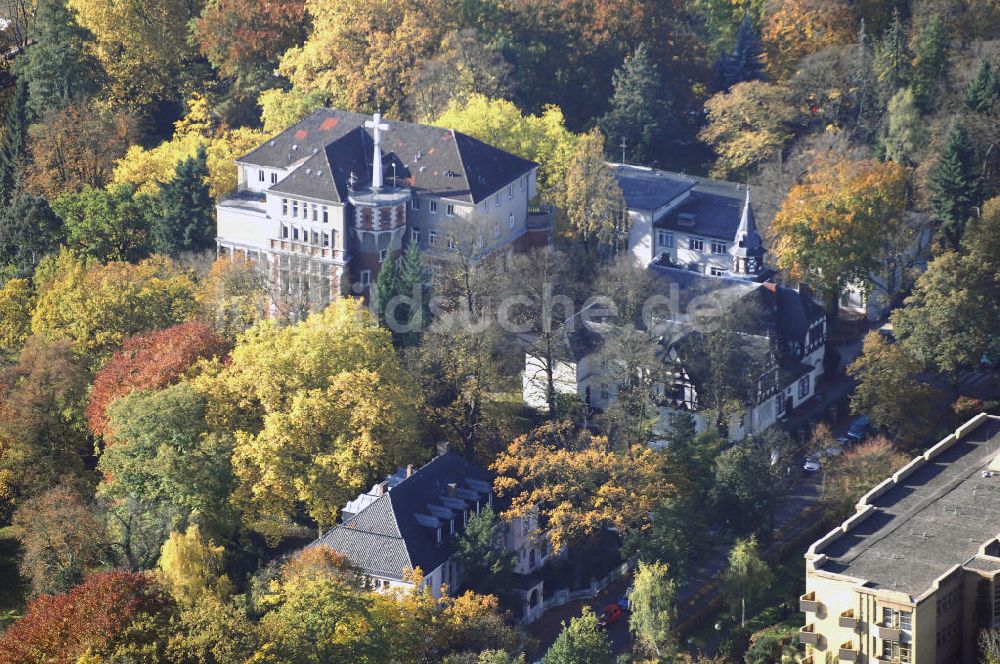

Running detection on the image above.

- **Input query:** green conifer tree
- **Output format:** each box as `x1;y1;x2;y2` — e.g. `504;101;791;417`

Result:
0;79;30;206
852;20;881;141
598;43;673;165
719;13;764;88
0;194;64;277
964;58;999;113
16;0;102;118
910;15;949;112
874;10;912;107
373;254;404;326
397;242;431;345
153;146;215;256
929;121;980;249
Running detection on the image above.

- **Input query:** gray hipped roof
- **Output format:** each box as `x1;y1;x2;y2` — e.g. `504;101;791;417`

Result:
310;452;494;581
240;109;537;204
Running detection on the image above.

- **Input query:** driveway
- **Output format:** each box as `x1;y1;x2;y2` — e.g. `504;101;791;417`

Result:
524;575;633;660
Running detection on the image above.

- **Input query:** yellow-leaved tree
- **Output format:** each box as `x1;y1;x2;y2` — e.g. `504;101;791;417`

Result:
30;249;199;365
433;94;578;204
277;0;459;116
491;421;671;553
112;126;268;199
0;278;34;364
770;157;909;313
197;298;421;541
157;524;233;607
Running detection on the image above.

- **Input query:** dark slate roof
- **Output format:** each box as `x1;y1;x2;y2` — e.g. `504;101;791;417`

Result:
613;165;696;211
612;165;756;243
309;452;493;581
816;416;1000;598
239;108;537;204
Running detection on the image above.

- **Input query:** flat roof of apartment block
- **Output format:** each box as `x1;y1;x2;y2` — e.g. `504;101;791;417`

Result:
816;415;1000;598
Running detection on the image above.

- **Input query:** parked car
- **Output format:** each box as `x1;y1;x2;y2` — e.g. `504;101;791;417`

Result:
836;435;852;447
617;587;632;612
846;415;871;443
803;455;821;473
597;604;623;629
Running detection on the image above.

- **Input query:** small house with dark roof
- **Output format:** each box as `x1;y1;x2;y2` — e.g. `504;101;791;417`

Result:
615;164;771;280
523;265;826;441
216;109;547;309
310;451;554;613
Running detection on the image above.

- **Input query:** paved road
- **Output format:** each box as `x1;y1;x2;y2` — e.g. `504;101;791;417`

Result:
524;575;633;659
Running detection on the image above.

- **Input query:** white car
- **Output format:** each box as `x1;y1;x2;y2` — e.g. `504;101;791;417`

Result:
803;456;821;472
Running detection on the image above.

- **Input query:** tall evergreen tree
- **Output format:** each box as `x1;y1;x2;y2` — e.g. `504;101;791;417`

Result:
964;58;999;113
852;20;881;141
152;146;215;256
929;121;980;249
874;10;912;107
718;13;764;88
16;0;102;118
374;242;431;347
598;43;673;166
0;79;30;206
910;15;949;112
0;194;64;277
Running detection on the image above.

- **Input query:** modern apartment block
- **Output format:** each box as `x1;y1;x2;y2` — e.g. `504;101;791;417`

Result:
800;413;1000;664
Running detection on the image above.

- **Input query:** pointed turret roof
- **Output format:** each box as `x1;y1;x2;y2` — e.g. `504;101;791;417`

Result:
729;187;765;259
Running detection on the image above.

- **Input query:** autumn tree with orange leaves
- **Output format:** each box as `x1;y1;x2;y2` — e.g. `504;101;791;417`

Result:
771;157;909;313
87;322;230;438
761;0;855;80
491;421;671;553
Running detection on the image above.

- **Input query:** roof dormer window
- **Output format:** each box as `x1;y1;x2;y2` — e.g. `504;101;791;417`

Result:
436;528;442;543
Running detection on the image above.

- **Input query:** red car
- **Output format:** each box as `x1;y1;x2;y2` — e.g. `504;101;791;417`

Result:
597;603;623;629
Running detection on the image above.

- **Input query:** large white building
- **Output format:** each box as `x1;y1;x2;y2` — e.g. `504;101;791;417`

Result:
215;109;547;308
523;264;827;441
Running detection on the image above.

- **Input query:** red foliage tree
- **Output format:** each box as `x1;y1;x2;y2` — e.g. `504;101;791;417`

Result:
86;321;230;438
193;0;307;80
0;571;176;663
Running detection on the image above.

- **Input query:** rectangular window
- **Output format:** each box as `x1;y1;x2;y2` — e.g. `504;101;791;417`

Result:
322;206;328;223
411;197;420;210
281;225;288;239
411;227;421;244
656;230;674;248
258;169;265;182
429;230;438;246
600;383;610;400
520;175;526;191
508;183;513;199
710;266;726;276
430;200;438;214
379;248;389;262
446;203;455;217
798;375;811;399
689;238;704;251
509;212;515;230
494;223;500;239
282;199;288;216
270;172;277;184
360;270;371;286
292;227;299;241
495;193;501;208
711;241;728;254
312;204;318;221
322;233;330;247
292;200;299;217
447;234;456;250
312;231;319;245
776;395;785;416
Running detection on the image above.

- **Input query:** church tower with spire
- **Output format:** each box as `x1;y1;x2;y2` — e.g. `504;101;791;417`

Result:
347;112;411;294
729;187;766;277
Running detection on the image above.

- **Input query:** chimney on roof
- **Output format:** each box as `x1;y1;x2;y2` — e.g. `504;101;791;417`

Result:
447;482;458;497
436;441;450;456
406;464;414;478
374;480;388;496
